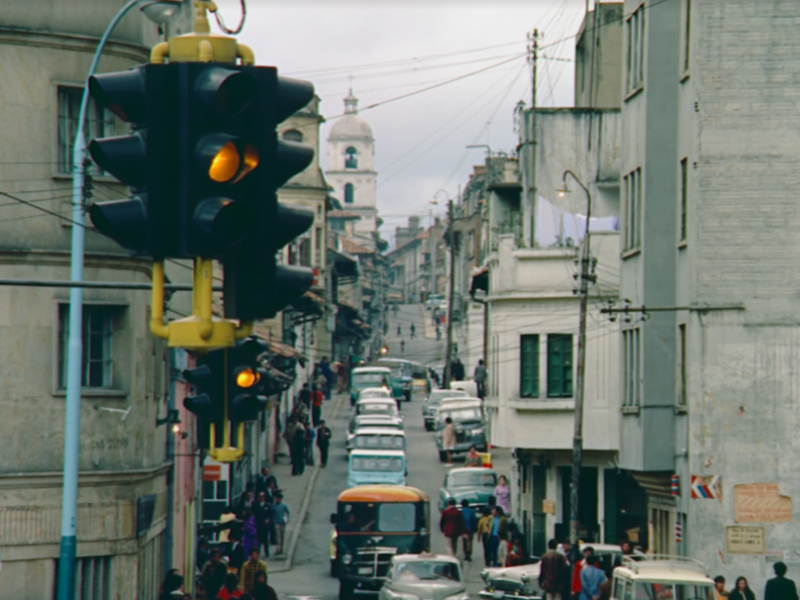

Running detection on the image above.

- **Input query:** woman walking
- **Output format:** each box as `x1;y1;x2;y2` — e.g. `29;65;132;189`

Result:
494;475;511;516
729;577;756;600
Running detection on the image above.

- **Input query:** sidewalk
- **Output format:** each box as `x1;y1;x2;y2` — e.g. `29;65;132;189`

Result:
266;392;346;572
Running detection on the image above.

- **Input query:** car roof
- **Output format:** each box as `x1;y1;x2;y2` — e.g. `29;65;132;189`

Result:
430;390;469;397
357;397;396;405
439;401;483;410
614;557;712;584
354;428;406;436
338;485;429;503
355;417;402;425
392;552;460;565
359;387;390;395
448;467;496;476
353;366;392;374
440;397;482;406
350;449;406;457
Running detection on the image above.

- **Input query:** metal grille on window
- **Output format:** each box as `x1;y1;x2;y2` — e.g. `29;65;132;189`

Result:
520;334;539;398
57;86;114;175
53;556;111;600
546;334;573;398
58;305;114;389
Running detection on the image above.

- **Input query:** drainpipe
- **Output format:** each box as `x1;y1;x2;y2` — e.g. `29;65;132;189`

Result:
164;348;178;571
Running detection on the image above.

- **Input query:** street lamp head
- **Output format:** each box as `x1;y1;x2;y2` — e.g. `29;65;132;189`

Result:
139;0;183;24
557;188;568;199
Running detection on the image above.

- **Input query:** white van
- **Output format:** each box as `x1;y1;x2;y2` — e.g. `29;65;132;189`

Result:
611;556;715;600
449;380;478;397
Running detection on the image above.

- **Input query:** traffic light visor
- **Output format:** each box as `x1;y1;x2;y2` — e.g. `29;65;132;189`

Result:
194;66;257;120
89;196;147;251
89;67;145;123
89;132;146;188
183;393;213;418
193;197;252;252
197;133;259;184
183;364;211;386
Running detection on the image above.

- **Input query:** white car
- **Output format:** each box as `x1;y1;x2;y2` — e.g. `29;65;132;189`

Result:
379;553;468;600
346;415;404;450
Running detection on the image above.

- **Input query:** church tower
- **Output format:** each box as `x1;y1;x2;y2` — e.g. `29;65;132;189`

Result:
326;90;378;245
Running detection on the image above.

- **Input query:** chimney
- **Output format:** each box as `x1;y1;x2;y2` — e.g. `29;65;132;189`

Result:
409;215;420;231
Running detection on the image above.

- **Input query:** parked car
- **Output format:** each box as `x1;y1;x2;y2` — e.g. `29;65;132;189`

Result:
608;556;714;600
435;401;487;461
479;543;639;600
379;553;466;600
422;389;468;431
350;366;392;406
438;467;497;511
347;415;404;450
357;387;392;401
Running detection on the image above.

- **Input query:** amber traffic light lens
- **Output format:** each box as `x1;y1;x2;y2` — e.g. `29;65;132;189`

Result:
231;144;259;184
235;367;259;388
209;141;241;183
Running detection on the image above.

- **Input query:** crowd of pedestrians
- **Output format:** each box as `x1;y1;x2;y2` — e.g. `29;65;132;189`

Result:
714;564;798;600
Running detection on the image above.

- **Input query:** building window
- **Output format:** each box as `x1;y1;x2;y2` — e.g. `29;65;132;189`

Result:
520;334;540;398
315;226;323;267
57;86;115;175
626;4;645;93
345;146;358;169
623;327;641;407
282;129;303;142
679;158;688;243
683;0;691;74
344;183;354;204
678;324;687;405
623;167;642;252
53;556;112;600
546;334;573;398
331;219;345;232
58;305;116;389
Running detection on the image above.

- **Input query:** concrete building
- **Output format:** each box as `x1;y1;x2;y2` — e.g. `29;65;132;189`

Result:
0;2;195;598
326;90;379;249
618;0;800;587
386;218;445;303
574;2;624;109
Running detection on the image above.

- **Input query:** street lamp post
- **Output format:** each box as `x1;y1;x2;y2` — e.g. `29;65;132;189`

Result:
58;3;181;600
559;169;592;567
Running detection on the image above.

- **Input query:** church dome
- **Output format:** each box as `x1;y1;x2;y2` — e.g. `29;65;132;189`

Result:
329;90;373;140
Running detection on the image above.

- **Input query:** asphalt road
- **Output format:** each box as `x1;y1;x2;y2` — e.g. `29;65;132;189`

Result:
271;304;504;600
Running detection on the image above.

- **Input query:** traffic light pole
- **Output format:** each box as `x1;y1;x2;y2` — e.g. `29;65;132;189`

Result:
59;3;142;600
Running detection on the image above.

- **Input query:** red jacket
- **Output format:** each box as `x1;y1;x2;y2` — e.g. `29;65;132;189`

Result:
439;506;465;537
572;558;586;593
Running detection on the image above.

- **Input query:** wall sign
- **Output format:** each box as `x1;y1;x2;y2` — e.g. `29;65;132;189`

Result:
726;526;765;554
734;483;792;523
691;475;721;499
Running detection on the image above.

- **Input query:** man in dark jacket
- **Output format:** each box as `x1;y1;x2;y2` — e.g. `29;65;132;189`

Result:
255;492;272;558
201;549;228;600
317;419;332;467
451;357;465;381
439;498;466;558
539;538;569;600
765;562;799;600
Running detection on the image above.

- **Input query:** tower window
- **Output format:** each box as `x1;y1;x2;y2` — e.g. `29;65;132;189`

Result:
345;146;358;169
344;183;354;204
283;129;303;142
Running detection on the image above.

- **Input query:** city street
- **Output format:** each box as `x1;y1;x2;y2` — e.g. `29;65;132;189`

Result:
271;304;509;599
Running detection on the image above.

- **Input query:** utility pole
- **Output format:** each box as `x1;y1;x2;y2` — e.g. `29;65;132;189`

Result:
522;28;539;247
443;199;457;389
562;169;595;566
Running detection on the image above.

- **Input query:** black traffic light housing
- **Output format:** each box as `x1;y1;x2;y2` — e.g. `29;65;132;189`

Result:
227;336;270;424
183;349;225;449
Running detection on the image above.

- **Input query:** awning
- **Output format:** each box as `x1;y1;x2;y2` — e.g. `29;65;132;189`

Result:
328;247;358;278
289;290;327;317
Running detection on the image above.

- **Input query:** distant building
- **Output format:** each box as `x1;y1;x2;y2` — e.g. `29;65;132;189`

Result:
326;90;379;249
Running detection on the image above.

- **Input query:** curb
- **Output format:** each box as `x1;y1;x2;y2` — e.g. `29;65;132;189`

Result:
271;392;346;573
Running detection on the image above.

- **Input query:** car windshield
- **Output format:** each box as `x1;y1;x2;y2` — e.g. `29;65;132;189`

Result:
353;373;388;387
339;502;416;534
351;456;404;472
357;403;396;416
393;560;461;582
354;435;404;450
634;583;714;600
440;408;482;423
360;390;389;399
449;471;496;487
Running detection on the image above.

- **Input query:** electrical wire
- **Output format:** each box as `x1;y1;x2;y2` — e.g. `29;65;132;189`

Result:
214;0;246;35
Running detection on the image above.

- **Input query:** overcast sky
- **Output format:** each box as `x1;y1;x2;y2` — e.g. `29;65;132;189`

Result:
215;0;589;248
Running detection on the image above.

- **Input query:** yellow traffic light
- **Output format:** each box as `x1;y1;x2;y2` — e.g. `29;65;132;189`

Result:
209;141;241;182
232;144;259;183
235;366;259;388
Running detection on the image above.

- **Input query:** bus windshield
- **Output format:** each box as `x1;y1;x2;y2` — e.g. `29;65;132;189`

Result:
339;502;416;533
351;456;404;472
354;435;404;450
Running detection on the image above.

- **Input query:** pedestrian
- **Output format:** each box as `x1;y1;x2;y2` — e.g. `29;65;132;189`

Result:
241;548;268;593
201;549;229;600
272;493;290;555
320;356;334;399
461;499;477;561
298;383;312;410
612;537;633;568
216;573;243;600
226;531;246;574
410;323;416;338
241;510;259;557
477;506;494;566
255;493;272;558
451;357;465;381
284;417;299;466
580;555;607;600
314;369;328;400
256;467;278;495
729;577;756;600
397;324;402;336
317;419;332;467
290;426;306;475
465;445;483;467
766;562;798;600
715;576;730;600
217;506;238;544
572;545;593;599
494;475;511;515
336;360;347;393
197;537;211;571
539;538;569;600
442;417;457;466
304;420;316;466
439;498;466;557
429;368;441;389
489;506;509;566
401;340;405;353
474;359;487;399
311;385;323;427
252;571;279;600
560;539;572;565
159;569;184;600
238;490;255;514
436;325;441;341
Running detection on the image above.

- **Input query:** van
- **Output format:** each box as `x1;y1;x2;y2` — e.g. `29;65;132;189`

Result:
347;450;406;487
611;556;715;600
449;380;478;397
351;427;406;452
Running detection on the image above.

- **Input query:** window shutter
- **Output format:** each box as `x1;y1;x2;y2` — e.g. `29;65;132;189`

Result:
547;334;573;397
520;335;539;397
